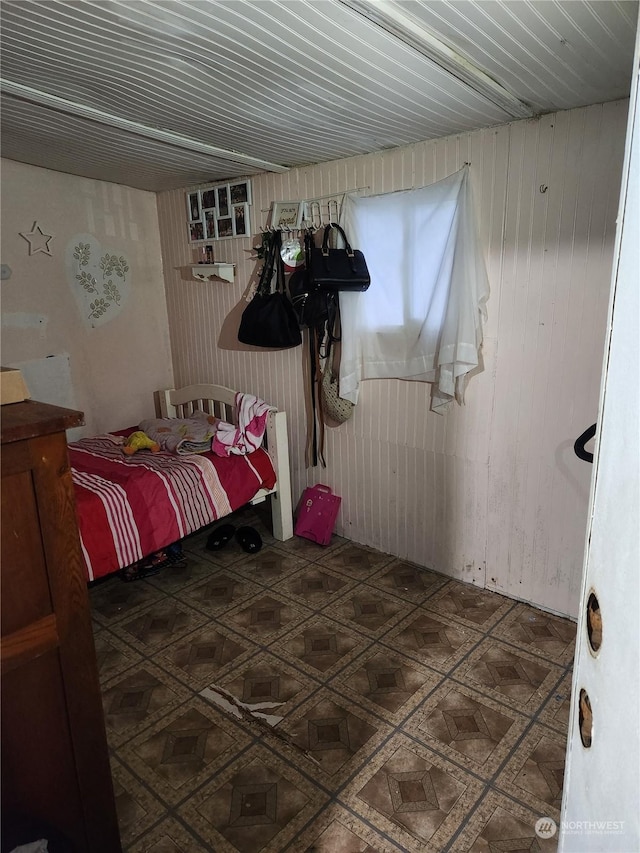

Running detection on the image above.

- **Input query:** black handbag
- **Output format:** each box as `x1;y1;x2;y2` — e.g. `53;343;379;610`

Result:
289;230;334;330
238;230;302;349
310;223;371;292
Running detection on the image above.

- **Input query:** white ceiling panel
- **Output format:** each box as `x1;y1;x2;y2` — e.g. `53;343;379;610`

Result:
0;0;637;192
0;95;261;192
383;0;638;111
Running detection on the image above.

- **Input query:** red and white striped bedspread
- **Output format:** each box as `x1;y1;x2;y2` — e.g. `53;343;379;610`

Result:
69;434;276;581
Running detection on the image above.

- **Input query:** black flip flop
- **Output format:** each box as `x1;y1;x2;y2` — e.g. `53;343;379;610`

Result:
236;526;262;554
206;523;236;551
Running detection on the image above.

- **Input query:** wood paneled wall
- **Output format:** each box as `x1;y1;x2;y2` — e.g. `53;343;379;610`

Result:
156;100;627;618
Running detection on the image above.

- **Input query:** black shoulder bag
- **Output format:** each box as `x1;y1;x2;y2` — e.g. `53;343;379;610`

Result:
238;230;302;349
310;223;371;292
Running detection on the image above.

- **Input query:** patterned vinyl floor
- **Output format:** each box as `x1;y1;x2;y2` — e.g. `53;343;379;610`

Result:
89;504;576;852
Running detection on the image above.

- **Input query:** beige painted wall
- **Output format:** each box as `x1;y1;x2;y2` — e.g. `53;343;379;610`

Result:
157;101;627;619
1;159;173;436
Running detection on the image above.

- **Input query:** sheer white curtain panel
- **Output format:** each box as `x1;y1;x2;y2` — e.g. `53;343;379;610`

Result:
339;166;489;412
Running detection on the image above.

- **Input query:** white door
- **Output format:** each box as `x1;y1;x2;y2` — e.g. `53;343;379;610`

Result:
558;23;640;853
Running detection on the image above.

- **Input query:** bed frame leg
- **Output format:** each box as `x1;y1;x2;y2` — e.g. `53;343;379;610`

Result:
268;411;294;540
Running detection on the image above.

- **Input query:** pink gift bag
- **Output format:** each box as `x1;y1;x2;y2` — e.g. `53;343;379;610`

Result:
294;484;341;546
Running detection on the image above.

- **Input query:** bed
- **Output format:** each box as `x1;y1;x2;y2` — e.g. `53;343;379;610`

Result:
70;383;293;581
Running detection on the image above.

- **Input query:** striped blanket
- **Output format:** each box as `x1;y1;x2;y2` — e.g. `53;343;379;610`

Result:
70;434;276;581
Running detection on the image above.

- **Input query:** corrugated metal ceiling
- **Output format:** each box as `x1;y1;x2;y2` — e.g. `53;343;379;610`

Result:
1;0;637;192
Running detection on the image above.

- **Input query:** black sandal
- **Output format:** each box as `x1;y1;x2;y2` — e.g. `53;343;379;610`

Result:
236;525;262;554
206;523;236;551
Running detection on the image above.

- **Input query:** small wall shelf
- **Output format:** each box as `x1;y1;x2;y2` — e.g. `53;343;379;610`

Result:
190;263;235;284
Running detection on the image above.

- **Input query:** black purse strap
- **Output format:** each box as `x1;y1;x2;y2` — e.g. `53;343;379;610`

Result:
256;232;276;296
257;230;286;297
303;229;315;286
321;222;353;257
274;229;286;295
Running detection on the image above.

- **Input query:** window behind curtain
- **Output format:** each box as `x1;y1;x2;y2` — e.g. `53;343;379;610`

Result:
339;166;489;412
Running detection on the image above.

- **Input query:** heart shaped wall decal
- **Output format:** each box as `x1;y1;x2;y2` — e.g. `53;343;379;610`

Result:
65;233;131;329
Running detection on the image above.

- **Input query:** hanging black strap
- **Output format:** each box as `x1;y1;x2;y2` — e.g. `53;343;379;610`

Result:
301;226;334;468
307;327;318;467
306;324;326;468
315;325;326;467
274;229;286;295
256;230;277;297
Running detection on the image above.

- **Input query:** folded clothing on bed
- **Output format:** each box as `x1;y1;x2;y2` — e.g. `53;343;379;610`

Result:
139;410;219;454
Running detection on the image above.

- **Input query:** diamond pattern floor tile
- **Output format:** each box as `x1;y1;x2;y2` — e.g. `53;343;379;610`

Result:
279;687;392;784
538;671;574;735
110;757;168;849
335;647;443;724
494;723;568;818
347;734;485;852
94;628;145;684
221;592;312;643
127;816;212;852
230;546;312;586
491;604;576;665
273;563;356;608
296;805;400;852
318;543;396;578
325;588;414;636
449;789;560;852
383;611;483;674
402;682;529;778
180;744;329;853
425;580;514;631
212;649;320;717
118;697;252;804
101;661;193;749
111;599;209;652
275;615;368;678
454;637;565;715
89;505;575;852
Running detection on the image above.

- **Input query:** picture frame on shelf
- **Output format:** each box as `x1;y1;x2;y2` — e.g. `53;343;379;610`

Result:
271;201;302;230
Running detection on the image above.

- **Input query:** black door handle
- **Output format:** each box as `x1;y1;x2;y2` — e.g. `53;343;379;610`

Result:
574;423;596;463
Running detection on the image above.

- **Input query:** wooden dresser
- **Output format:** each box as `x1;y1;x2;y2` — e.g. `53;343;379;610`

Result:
1;400;122;852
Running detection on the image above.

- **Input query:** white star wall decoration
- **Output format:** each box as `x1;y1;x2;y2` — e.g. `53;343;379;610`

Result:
19;221;54;256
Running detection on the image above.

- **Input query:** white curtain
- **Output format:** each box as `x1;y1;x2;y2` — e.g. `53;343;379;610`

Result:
339;166;489;412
